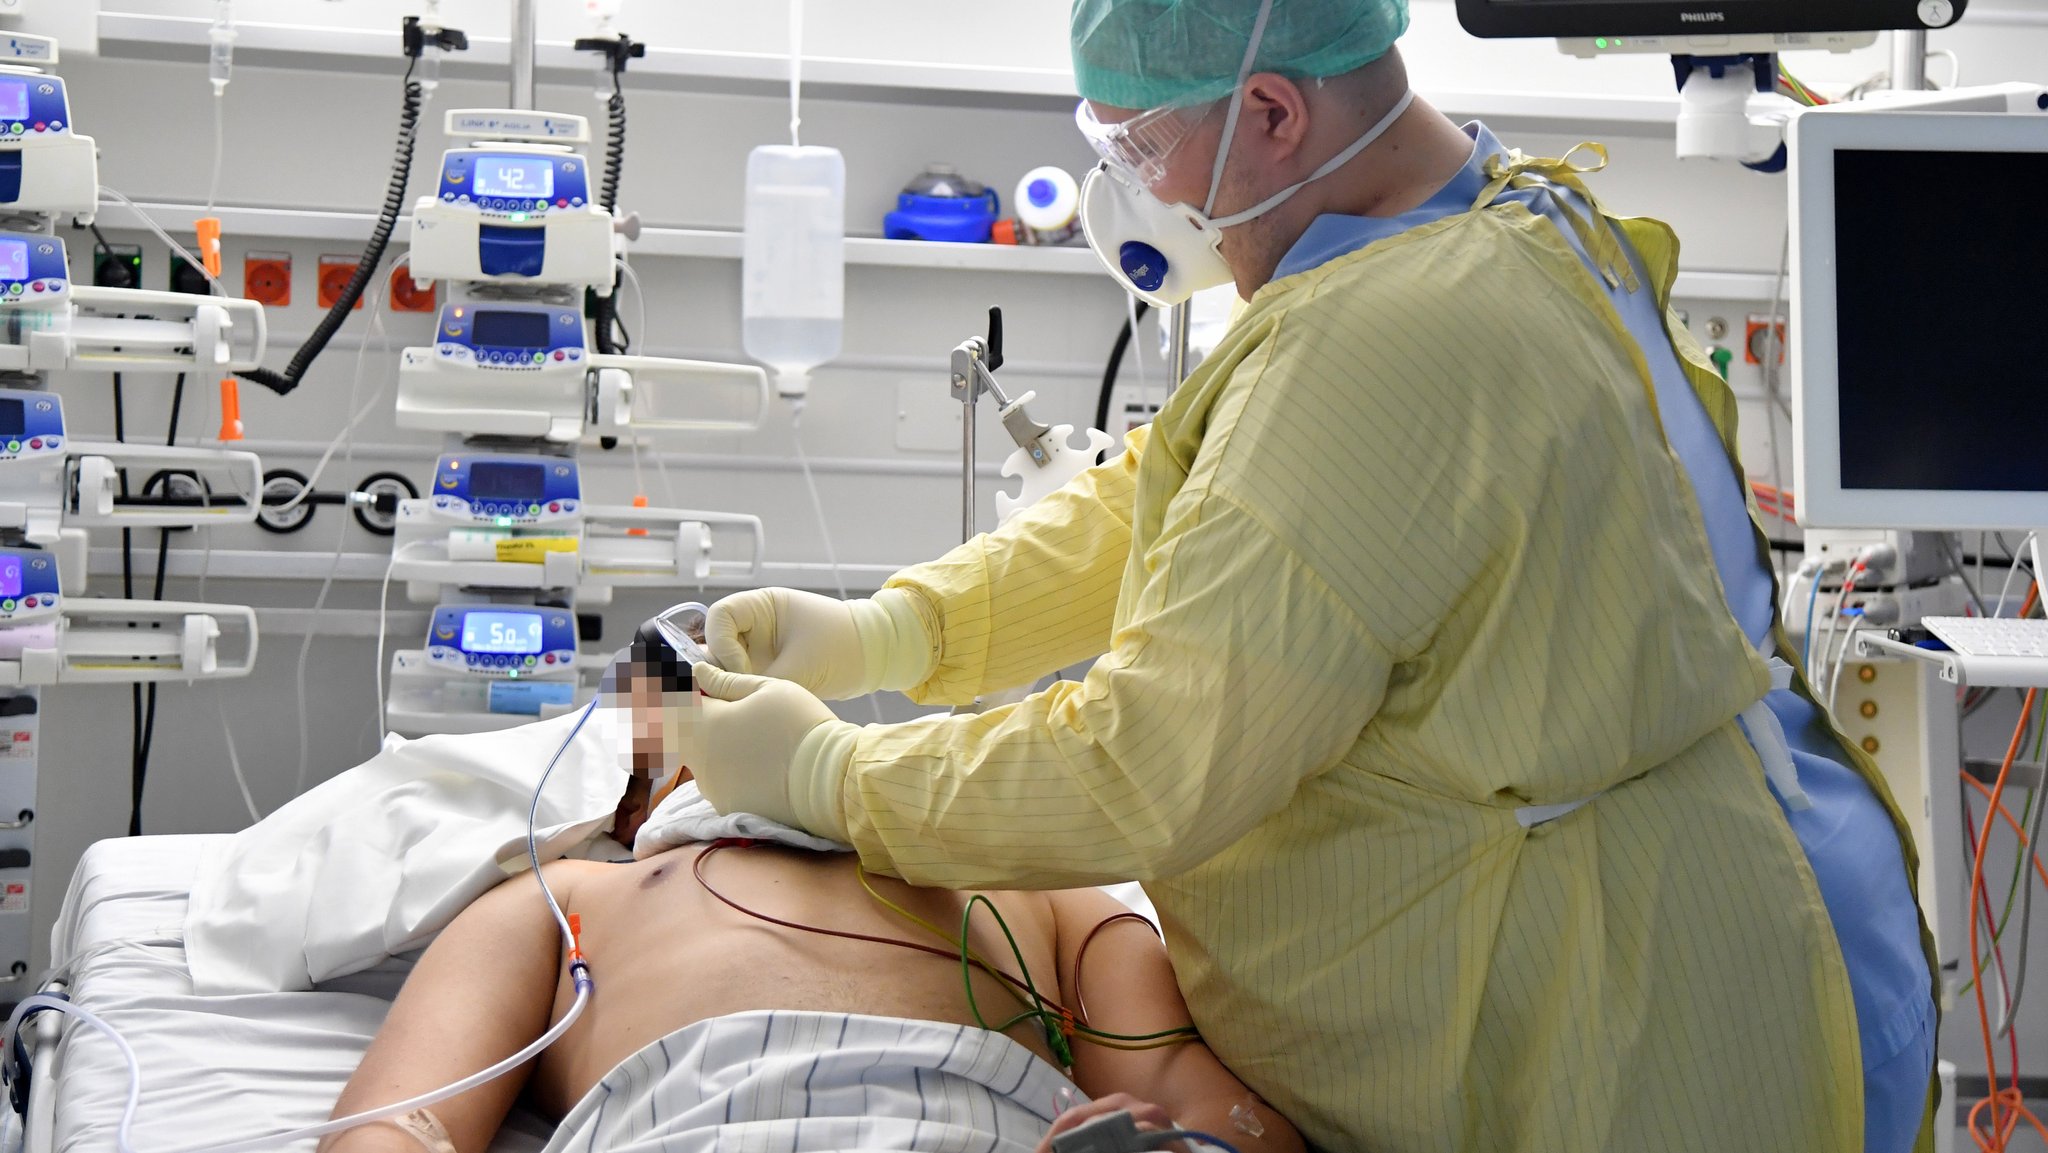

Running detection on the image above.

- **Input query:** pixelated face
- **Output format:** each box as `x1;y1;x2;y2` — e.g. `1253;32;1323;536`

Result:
603;646;699;780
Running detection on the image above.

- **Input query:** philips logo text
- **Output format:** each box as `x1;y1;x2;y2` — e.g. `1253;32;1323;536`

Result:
1680;11;1726;22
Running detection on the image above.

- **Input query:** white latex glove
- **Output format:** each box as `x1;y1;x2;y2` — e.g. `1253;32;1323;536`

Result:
685;662;859;837
706;587;934;701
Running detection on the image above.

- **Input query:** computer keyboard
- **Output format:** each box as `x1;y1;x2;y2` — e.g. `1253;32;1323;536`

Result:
1924;617;2048;659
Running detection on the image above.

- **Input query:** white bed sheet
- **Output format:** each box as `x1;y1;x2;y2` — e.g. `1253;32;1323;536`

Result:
40;834;552;1153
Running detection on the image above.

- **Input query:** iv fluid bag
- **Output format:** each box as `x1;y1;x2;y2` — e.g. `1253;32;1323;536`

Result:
742;145;845;398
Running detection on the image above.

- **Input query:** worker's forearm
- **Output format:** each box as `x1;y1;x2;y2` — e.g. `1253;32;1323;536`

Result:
841;498;1391;891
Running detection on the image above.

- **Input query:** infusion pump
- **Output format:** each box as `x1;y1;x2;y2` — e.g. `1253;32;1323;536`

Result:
408;110;617;292
0;36;99;221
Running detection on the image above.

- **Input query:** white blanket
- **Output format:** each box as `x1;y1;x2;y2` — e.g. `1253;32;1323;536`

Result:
185;710;630;994
541;1010;1076;1153
186;708;1157;996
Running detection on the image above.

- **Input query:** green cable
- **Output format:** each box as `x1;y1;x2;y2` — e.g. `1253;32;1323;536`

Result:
952;894;1199;1065
960;894;1074;1067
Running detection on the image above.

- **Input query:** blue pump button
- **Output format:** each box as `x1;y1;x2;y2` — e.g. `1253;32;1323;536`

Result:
1119;242;1168;294
1027;178;1057;208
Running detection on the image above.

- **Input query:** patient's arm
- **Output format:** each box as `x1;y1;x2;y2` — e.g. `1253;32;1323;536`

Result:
318;861;598;1153
1050;888;1305;1153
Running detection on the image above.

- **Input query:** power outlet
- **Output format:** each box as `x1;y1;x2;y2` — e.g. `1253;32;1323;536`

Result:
388;266;436;313
91;244;141;290
169;255;212;295
317;255;363;311
1745;314;1788;366
243;252;291;307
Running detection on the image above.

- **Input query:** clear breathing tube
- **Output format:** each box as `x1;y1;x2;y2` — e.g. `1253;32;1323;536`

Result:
1;700;604;1153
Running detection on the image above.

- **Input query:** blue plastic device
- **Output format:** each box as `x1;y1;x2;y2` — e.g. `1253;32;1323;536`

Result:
0;74;71;205
429;453;580;526
424;605;578;677
431;302;586;370
0;549;60;623
434;150;594;279
0;231;65;308
884;189;1002;244
0;389;63;465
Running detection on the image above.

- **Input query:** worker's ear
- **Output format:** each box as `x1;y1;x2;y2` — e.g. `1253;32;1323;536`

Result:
1238;72;1313;165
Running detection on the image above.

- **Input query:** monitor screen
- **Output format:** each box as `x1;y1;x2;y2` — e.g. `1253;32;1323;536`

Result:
0;240;29;283
1456;0;1954;38
471;310;551;349
0;556;22;601
0;80;29;123
472;156;555;199
468;461;544;502
1833;148;2048;494
0;398;23;438
460;611;545;655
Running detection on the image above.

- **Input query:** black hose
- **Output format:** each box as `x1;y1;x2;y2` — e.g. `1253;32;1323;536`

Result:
238;62;423;397
124;372;186;836
1094;301;1150;461
591;73;628;357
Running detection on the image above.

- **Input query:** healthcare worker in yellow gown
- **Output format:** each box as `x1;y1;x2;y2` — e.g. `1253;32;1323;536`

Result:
673;2;1940;1149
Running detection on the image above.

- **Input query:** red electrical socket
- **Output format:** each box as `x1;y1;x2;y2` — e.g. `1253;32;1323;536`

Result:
1744;315;1787;366
243;251;291;308
317;255;364;311
388;266;437;314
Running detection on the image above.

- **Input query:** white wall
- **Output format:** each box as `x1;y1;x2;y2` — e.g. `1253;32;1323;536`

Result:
12;0;2048;1094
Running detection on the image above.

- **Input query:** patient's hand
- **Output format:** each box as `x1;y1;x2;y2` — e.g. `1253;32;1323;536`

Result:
1037;1096;1190;1153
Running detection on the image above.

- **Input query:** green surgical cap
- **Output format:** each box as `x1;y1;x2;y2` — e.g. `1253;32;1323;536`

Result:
1071;0;1410;110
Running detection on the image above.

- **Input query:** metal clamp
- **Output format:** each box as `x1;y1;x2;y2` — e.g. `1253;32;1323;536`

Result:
951;307;1058;543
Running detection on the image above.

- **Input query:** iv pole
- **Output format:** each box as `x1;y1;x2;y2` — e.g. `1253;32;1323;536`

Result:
510;0;538;109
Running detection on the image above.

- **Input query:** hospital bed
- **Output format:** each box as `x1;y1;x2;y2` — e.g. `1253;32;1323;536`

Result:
14;833;1163;1152
16;834;556;1153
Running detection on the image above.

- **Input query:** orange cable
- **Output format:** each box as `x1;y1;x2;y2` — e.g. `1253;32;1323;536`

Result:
1970;687;2041;1149
1959;774;2048;891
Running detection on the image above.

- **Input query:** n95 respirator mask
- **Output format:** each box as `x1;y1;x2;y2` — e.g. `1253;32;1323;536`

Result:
1078;87;1419;308
1080;160;1234;309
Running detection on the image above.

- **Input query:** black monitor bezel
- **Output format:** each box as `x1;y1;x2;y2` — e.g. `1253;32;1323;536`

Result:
1455;0;1964;39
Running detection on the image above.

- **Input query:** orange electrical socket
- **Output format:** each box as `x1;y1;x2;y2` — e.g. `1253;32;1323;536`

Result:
388;267;437;313
243;252;291;308
317;255;364;311
1744;315;1787;366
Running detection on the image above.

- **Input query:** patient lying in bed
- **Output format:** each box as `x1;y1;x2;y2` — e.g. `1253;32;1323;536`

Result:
317;834;1303;1153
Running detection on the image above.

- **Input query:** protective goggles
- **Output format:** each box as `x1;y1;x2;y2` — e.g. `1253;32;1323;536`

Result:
1074;98;1218;187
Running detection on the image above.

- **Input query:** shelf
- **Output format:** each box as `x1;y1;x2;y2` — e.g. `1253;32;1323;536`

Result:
88;200;1104;276
89;200;1776;295
1853;632;2048;689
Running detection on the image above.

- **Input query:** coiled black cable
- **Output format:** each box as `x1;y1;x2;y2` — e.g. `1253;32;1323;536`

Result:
591;71;628;356
238;60;423;396
600;79;625;213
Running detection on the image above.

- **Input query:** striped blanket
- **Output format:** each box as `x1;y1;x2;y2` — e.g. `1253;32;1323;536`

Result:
540;1010;1080;1152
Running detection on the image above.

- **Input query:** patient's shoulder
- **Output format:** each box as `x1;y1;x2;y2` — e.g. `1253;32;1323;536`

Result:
1046;888;1165;970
